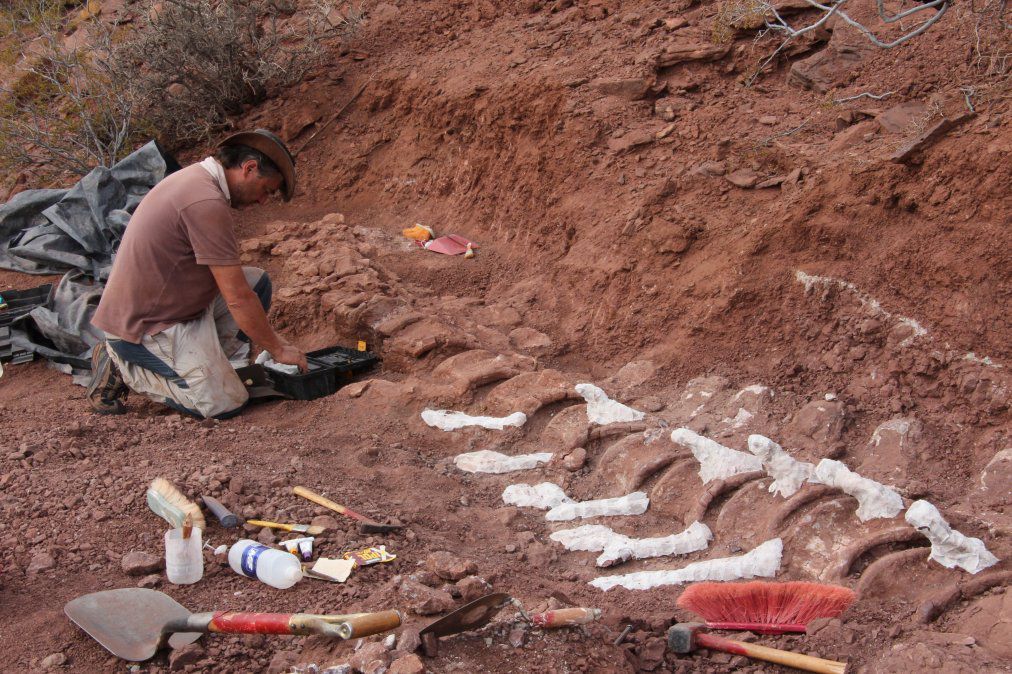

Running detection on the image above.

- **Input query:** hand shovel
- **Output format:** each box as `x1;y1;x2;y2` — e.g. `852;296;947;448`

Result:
418;593;511;656
65;588;400;661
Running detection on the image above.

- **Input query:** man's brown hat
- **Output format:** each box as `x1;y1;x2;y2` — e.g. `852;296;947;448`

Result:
218;129;297;201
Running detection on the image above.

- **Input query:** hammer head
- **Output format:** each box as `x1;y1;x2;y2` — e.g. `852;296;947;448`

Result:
667;622;707;654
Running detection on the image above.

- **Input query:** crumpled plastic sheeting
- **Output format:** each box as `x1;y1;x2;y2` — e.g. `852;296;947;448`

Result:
748;434;817;498
575;383;646;424
905;500;999;574
590;538;784;591
550;521;713;567
454;449;553;474
0;141;168;277
546;491;649;522
671;428;763;483
12;271;105;382
502;483;574;509
3;142;169;375
421;409;527;431
814;459;905;521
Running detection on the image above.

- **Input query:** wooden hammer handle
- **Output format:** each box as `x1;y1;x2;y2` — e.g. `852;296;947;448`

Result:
293;486;368;522
698;632;847;674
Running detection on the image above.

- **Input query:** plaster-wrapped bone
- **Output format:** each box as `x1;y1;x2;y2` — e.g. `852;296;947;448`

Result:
502;483;573;509
748;434;816;498
546;492;649;521
905;500;999;574
550;522;712;567
589;538;783;591
422;409;527;431
814;459;904;521
454;450;553;474
575;383;646;424
671;428;763;483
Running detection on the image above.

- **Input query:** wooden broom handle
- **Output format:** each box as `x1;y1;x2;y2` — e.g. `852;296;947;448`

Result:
697;632;847;674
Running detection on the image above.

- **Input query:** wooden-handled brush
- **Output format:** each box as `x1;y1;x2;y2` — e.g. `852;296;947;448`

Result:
146;478;205;532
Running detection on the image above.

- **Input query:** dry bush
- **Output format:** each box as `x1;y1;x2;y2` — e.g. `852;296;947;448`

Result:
119;0;325;146
712;0;770;44
0;1;143;177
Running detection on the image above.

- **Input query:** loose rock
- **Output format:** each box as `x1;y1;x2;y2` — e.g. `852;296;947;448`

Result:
426;551;477;581
121;550;163;576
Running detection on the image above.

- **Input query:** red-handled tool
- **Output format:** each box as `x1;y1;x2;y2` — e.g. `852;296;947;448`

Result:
65;589;400;662
668;623;847;674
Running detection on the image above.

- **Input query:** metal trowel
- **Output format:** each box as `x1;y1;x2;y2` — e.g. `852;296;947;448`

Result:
65;588;398;661
418;593;512;656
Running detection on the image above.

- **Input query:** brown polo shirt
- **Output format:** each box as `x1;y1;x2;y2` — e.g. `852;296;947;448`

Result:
92;163;239;343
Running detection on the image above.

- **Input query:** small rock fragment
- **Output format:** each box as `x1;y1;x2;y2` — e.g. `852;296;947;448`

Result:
508;627;526;648
456;575;492;603
40;653;66;669
169;643;205;671
121;551;163;577
724;168;759;188
137;574;162;589
426;551;478;581
562;447;588;471
27;552;56;575
349;642;390;672
396;627;422;654
388;654;425;674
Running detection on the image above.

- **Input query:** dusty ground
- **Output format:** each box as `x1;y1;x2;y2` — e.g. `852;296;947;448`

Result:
1;0;1010;672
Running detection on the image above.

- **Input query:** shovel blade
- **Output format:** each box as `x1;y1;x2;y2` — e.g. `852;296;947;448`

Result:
420;593;511;638
65;588;201;662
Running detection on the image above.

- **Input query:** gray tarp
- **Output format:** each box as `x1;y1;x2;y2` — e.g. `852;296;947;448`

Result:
1;141;168;380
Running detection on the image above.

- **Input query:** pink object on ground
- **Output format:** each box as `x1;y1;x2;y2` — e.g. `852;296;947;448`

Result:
423;235;479;255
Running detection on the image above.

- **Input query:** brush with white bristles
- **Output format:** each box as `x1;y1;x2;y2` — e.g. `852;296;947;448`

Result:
146;477;205;533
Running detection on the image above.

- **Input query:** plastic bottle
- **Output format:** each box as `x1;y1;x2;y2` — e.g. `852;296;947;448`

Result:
164;527;203;584
228;539;303;589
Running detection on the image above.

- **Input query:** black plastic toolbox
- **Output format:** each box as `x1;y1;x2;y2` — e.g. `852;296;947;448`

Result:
266;346;379;400
0;284;53;364
267;356;339;400
307;345;380;375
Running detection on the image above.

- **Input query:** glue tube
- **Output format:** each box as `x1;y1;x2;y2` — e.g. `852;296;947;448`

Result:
281;537;314;561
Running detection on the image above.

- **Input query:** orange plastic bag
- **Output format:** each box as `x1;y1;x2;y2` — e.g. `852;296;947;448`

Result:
402;224;434;242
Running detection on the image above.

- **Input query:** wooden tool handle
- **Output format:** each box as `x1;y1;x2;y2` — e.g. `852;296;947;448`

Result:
246;519;293;532
698;632;847;674
338;610;403;638
531;608;602;628
293;486;363;520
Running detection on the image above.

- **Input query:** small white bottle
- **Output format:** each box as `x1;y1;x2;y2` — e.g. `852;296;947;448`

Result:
228;539;303;589
164;527;204;585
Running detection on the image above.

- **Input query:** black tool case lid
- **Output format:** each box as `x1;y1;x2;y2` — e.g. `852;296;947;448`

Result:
306;345;380;374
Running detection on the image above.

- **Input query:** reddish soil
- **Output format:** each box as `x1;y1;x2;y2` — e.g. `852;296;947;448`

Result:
1;1;1009;673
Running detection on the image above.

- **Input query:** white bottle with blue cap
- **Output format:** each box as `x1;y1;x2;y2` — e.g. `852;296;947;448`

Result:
227;539;303;589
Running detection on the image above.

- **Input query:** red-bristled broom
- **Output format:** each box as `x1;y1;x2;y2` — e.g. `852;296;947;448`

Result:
677;581;856;635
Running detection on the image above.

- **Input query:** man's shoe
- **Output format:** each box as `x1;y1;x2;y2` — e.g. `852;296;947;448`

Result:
87;342;128;414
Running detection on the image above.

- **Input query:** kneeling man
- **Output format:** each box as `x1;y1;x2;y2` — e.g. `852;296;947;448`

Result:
88;129;306;418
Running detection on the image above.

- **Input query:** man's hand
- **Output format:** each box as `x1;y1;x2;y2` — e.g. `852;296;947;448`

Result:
271;343;308;373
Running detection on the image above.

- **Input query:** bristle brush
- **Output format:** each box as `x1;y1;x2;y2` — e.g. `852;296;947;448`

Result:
146;477;206;530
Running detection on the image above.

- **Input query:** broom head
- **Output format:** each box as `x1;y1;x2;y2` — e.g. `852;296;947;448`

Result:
677;581;855;629
147;477;206;531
